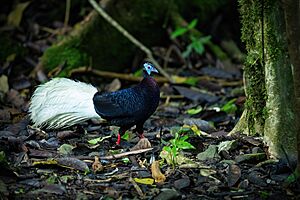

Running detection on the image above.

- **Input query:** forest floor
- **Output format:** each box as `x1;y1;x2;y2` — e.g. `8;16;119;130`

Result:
1;1;300;200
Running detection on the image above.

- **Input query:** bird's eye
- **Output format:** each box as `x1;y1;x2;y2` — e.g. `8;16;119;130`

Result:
147;66;150;69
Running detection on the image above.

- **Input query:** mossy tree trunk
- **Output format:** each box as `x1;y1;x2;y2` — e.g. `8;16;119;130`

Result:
233;0;298;164
282;0;300;171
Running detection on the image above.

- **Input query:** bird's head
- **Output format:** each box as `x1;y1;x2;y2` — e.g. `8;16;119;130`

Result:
143;62;159;76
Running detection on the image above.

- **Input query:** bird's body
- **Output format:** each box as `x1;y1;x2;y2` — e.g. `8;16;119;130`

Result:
93;73;159;138
29;62;160;144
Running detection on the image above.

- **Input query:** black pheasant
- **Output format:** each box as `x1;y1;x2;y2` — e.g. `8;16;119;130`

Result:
29;62;160;145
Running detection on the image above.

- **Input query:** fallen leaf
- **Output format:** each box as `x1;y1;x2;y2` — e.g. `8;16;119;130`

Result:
217;140;238;153
200;168;217;177
186;106;202;115
37;184;67;195
235;153;266;163
133;178;154;185
58;144;75;155
183;118;216;133
0;75;9;93
197;145;220;161
174;86;219;103
92;156;103;173
131;138;152;150
56;157;89;173
88;135;111;145
151;161;166;183
227;164;241;187
7;1;31;27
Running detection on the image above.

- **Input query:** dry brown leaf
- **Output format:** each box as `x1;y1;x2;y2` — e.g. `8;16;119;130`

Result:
92;156;104;173
151;161;166;183
130;137;152;150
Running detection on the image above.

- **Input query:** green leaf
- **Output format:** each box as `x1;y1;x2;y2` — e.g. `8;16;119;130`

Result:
182;44;193;58
121;131;130;141
88;136;111;145
171;146;177;156
186;106;202;115
122;157;130;163
177;141;195;150
187;19;198;29
180;135;189;141
133;178;154;185
58;144;74;155
183;77;199;86
178;126;193;135
0;151;6;162
190;35;212;56
199;35;212;43
221;98;237;114
163;146;172;152
171;27;188;39
170;139;177;147
191;40;205;55
46;175;57;184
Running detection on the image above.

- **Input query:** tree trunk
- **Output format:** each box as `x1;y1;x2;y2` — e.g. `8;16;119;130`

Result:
234;0;297;164
282;0;300;170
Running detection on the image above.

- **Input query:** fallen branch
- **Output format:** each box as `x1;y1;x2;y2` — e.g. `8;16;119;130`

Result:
77;147;153;160
70;66;243;86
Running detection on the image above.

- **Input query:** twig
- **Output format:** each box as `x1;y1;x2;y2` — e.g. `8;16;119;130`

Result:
88;0;174;83
70;67;168;82
64;0;71;28
129;177;144;197
100;148;153;160
77;148;153;160
70;66;243;86
164;44;186;69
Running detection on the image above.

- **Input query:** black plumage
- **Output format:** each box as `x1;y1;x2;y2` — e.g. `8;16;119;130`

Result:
93;63;160;144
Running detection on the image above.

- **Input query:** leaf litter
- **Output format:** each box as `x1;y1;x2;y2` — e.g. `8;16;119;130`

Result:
0;2;298;200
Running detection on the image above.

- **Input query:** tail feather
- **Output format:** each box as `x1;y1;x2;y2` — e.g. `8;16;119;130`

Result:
29;78;101;129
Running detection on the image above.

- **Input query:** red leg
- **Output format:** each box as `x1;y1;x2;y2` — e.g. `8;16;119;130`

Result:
116;133;121;145
136;124;144;139
139;132;145;138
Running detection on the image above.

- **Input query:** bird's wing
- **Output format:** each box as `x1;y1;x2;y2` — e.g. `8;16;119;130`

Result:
93;88;144;119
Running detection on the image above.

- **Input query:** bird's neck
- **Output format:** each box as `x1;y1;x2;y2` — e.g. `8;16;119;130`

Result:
143;71;150;78
140;73;158;93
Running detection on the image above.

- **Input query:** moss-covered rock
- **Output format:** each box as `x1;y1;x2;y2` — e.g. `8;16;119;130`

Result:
41;0;229;74
41;39;89;76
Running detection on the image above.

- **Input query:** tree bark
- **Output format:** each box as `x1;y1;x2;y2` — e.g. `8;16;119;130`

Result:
282;0;300;170
235;0;297;164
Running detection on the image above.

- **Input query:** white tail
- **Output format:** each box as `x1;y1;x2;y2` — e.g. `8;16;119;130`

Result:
29;78;101;129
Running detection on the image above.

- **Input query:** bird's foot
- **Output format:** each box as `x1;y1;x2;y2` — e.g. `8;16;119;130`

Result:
139;133;145;138
131;137;151;150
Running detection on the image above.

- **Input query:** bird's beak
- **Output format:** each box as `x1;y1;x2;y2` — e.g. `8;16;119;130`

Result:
151;67;159;74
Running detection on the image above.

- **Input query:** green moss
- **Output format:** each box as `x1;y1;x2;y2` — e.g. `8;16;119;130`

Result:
238;0;267;135
41;39;89;77
264;0;286;64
